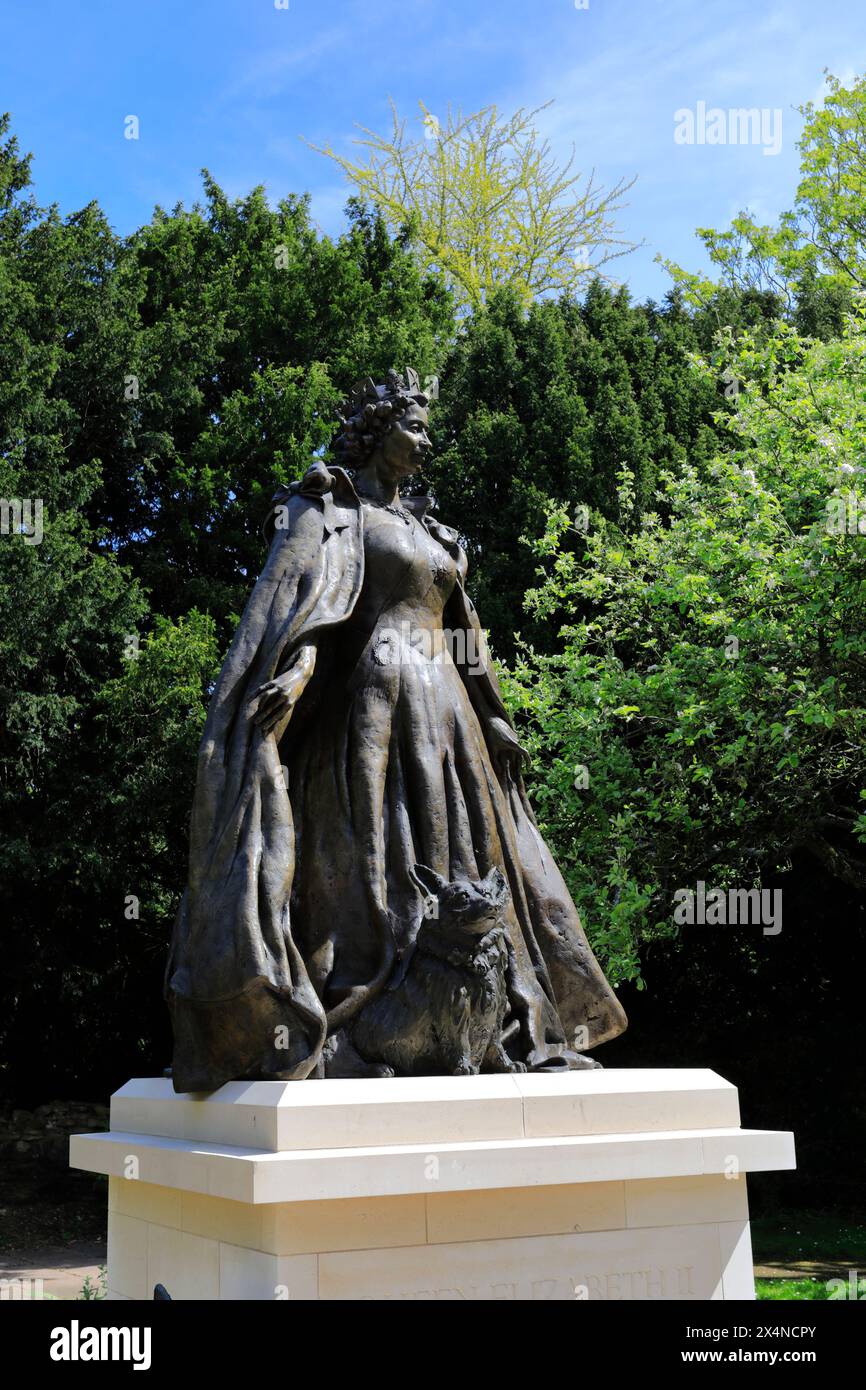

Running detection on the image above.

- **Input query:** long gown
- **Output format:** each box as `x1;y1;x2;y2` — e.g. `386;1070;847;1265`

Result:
286;495;619;1070
166;465;626;1091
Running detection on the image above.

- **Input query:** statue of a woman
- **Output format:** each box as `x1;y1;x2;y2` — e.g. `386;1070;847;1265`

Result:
165;369;626;1091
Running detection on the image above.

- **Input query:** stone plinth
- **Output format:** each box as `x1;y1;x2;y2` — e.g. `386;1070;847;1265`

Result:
69;1070;795;1301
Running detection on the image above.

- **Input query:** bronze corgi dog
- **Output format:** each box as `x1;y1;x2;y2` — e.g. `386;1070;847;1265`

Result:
348;863;527;1077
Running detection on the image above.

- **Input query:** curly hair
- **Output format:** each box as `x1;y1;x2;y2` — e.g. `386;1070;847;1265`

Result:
333;367;437;468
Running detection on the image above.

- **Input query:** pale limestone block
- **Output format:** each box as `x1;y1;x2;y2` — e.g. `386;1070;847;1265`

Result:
108;1176;182;1228
264;1193;427;1255
111;1075;526;1152
107;1211;149;1300
700;1129;796;1176
218;1244;318;1300
625;1173;748;1229
147;1224;219;1301
112;1080;279;1149
110;1071;746;1152
73;1071;797;1302
190;1150;255;1202
181;1190;264;1248
426;1181;626;1244
719;1219;756;1300
517;1070;740;1138
110;1096;198;1143
252;1131;708;1204
138;1139;224;1197
181;1099;274;1149
319;1223;723;1301
274;1074;524;1151
75;1125;790;1205
74;1132;259;1202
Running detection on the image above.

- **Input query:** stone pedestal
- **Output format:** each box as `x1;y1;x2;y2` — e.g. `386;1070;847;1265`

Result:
69;1069;794;1301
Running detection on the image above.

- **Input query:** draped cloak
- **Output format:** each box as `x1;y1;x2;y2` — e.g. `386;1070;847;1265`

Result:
165;464;626;1092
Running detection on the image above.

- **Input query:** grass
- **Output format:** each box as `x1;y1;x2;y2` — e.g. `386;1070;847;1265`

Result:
752;1209;866;1301
757;1275;866;1301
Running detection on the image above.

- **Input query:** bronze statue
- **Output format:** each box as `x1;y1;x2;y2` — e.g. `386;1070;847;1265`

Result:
165;369;626;1091
347;864;528;1078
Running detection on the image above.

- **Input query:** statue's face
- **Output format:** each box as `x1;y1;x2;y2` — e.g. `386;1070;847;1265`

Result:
381;400;432;476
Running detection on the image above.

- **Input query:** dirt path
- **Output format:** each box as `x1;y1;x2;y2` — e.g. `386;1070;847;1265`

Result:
754;1260;862;1281
0;1241;106;1300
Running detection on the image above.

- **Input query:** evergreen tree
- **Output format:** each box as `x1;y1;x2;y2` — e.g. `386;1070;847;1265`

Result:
428;281;725;653
0;124;454;1097
102;189;454;629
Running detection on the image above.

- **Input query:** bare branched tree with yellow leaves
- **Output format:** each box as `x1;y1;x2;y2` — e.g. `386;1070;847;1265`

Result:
309;100;640;312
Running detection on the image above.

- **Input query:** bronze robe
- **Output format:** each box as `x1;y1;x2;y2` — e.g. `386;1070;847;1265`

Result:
166;464;626;1091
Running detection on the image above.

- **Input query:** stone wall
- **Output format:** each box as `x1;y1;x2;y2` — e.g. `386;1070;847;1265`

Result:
0;1101;108;1168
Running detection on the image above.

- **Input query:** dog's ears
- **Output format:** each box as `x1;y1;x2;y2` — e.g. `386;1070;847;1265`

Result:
482;866;509;899
409;863;449;899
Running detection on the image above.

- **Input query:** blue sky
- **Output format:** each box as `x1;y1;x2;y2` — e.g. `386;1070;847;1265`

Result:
1;0;863;301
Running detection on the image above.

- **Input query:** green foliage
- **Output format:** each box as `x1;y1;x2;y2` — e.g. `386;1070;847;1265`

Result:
756;1273;866;1300
2;68;865;1133
755;1278;833;1300
88;610;220;921
504;305;866;985
0;121;453;1098
0;127;152;1093
429;281;725;654
97;186;453;627
661;71;866;337
78;1267;108;1300
310;100;638;313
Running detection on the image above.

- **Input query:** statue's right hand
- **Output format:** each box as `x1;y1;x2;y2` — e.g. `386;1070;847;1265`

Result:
253;650;315;736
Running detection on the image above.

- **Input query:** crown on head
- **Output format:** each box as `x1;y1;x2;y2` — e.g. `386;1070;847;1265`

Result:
335;368;439;464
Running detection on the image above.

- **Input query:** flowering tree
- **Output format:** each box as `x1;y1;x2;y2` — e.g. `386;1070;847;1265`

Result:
504;304;866;984
310;101;638;313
